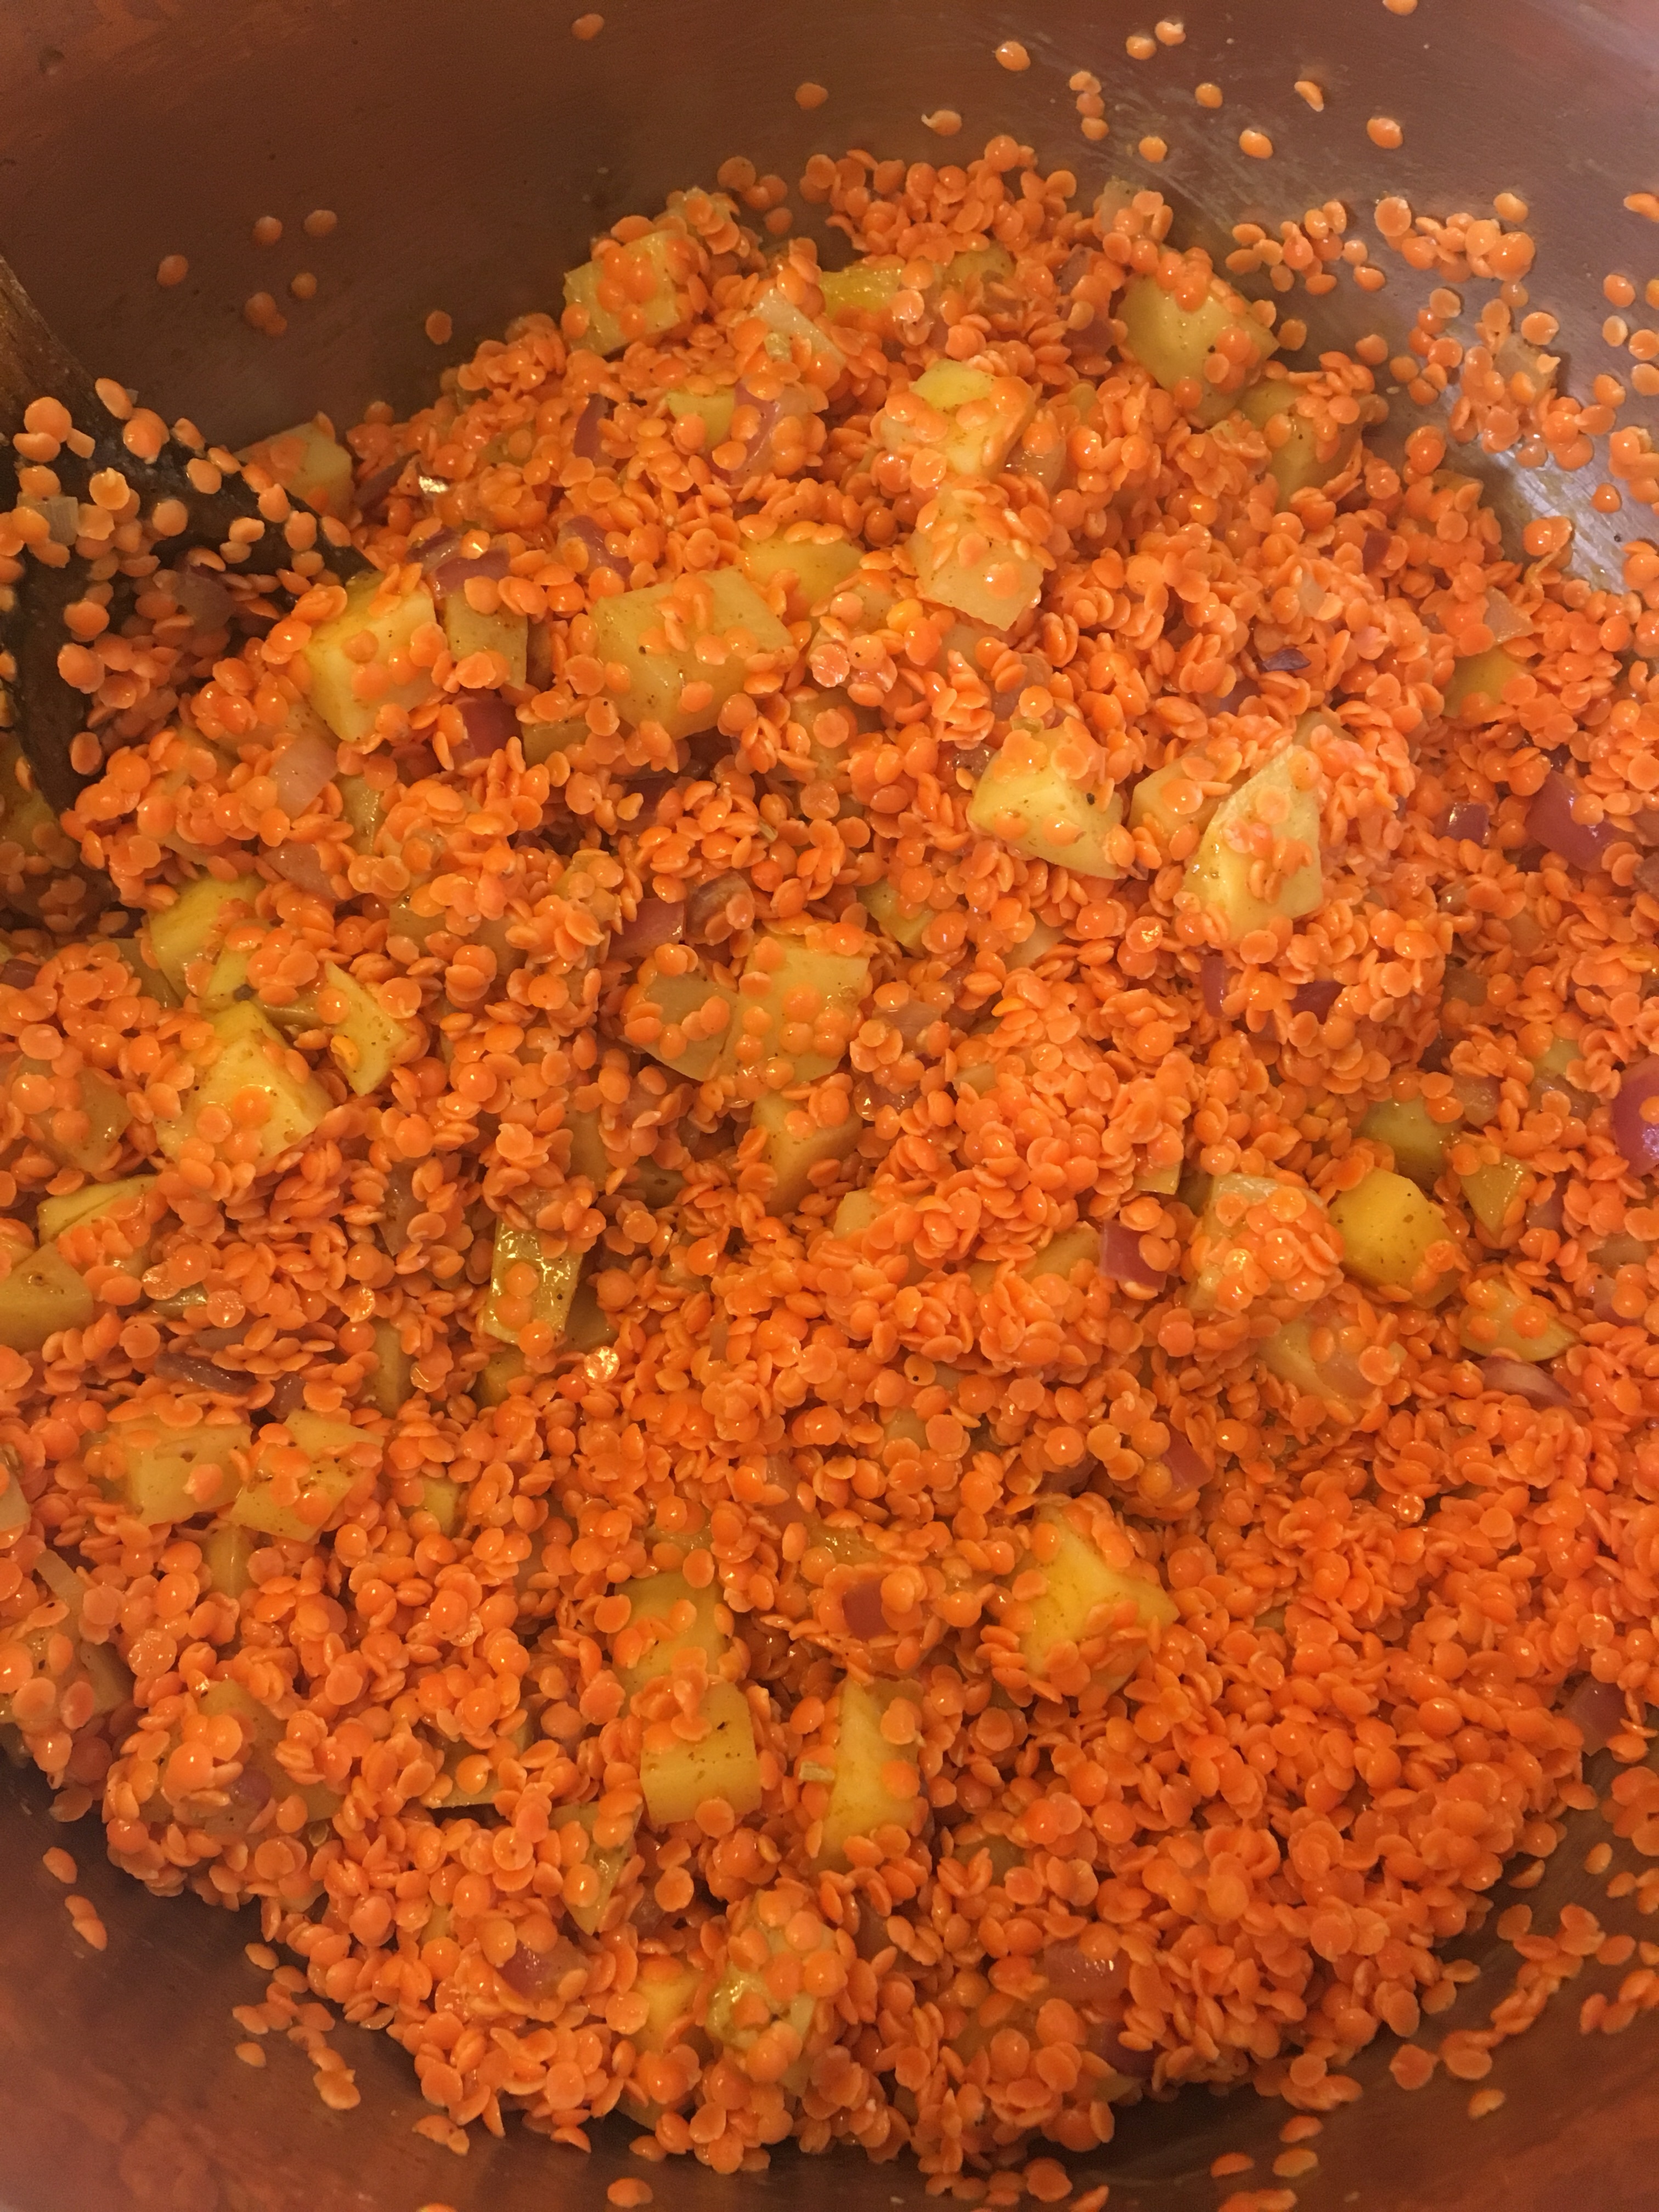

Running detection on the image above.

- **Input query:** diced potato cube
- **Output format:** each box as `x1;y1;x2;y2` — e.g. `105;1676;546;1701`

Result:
737;925;871;1085
739;529;864;616
550;1801;637;1934
1359;1095;1451;1187
944;244;1016;295
201;943;252;1014
159;1002;332;1168
817;1677;923;1867
370;1319;414;1415
147;873;263;996
1183;748;1323;946
481;1222;582;1347
37;1175;156;1244
705;1907;822;2075
755;280;845;377
239;417;356;520
1458;1272;1578;1362
19;1060;133;1175
1238;380;1359;504
229;1448;355;1542
442;592;528;685
0;1242;94;1351
1006;918;1065;972
819;260;903;320
1187;1173;1285;1312
1444;647;1527;715
1128;753;1230;849
564;227;691;358
201;1522;258;1601
302;571;439;747
911;484;1043;630
104;1418;251;1525
1461;1156;1529;1238
616;1570;727;1689
315;962;413;1096
665;386;736;444
1118;270;1278;426
475;1346;527;1406
590;568;793;740
632;1956;702;2053
877;363;1037;479
1330;1168;1456;1305
971;1221;1101;1296
968;721;1125;878
640;1678;761;1827
864;874;933;951
198;1679;340;1823
338;775;385;854
1017;1506;1177;1690
752;1088;862;1212
419;1477;461;1537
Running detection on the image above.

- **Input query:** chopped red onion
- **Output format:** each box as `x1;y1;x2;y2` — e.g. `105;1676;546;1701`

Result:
1042;1941;1130;2006
379;1165;420;1256
1257;647;1309;674
716;380;813;483
1612;1057;1659;1173
271;729;337;817
685;870;753;945
1479;1356;1571;1407
1292;979;1342;1020
1200;952;1228;1017
1161;1431;1209;1489
498;1937;586;1999
1562;1674;1626;1756
434;545;513;600
154;1352;256;1396
414;526;462;577
452;694;517;768
1636;852;1659;899
572;394;612;461
843;1578;888;1638
1525;772;1616;871
1436;800;1490;845
0;961;38;990
612;896;685;958
264;1372;308;1423
1089;2022;1158;2079
1452;1074;1501;1126
1098;1220;1166;1290
264;842;337;899
174;565;234;629
557;514;630;583
1362;528;1390;573
1482;590;1532;645
353;457;405;516
1525;1182;1565;1234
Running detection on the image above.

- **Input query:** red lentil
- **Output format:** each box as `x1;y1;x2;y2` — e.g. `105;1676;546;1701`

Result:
0;123;1655;2192
155;255;189;289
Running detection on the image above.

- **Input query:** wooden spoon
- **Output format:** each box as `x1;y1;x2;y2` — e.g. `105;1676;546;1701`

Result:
0;249;366;826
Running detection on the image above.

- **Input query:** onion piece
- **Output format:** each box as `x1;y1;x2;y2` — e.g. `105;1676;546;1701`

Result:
433;545;512;599
1612;1057;1659;1173
557;514;631;583
0;960;39;990
1291;979;1341;1021
264;841;337;899
1200;952;1228;1018
1042;1941;1129;2006
1088;2022;1158;2079
1525;1181;1565;1234
1436;800;1490;845
1161;1431;1209;1489
271;729;337;817
1098;1220;1166;1290
1479;1356;1571;1407
174;565;234;629
612;896;685;959
1482;589;1532;645
1562;1674;1626;1757
414;526;462;577
154;1351;256;1396
353;456;405;517
498;1937;586;2000
452;693;517;768
842;1578;887;1638
572;394;612;460
1257;647;1309;674
1525;771;1616;871
715;379;814;483
1636;853;1659;899
1452;1074;1501;1126
267;1372;309;1424
685;870;754;945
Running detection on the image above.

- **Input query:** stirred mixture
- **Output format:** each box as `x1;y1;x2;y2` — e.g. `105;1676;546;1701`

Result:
1;130;1658;2190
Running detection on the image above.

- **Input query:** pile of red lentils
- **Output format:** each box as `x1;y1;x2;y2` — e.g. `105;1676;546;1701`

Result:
2;133;1658;2198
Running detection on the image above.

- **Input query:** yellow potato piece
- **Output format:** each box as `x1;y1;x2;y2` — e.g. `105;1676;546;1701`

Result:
1359;1095;1451;1187
481;1222;583;1347
911;484;1043;630
1238;379;1359;504
1460;1156;1529;1238
752;1088;862;1212
0;1242;95;1352
1018;1507;1177;1690
302;571;438;747
550;1802;637;1934
563;226;690;358
816;1678;923;1867
640;1678;761;1827
1118;270;1277;426
239;417;356;520
1183;748;1323;946
146;873;263;997
590;568;792;740
108;1420;252;1525
1444;646;1528;715
159;1002;332;1169
1330;1168;1456;1305
968;722;1125;877
1458;1273;1578;1362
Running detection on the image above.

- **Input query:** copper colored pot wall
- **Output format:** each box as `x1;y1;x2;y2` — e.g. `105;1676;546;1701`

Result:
3;2;1658;2208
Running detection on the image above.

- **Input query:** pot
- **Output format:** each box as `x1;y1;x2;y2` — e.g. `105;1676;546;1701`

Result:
2;1;1658;2207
